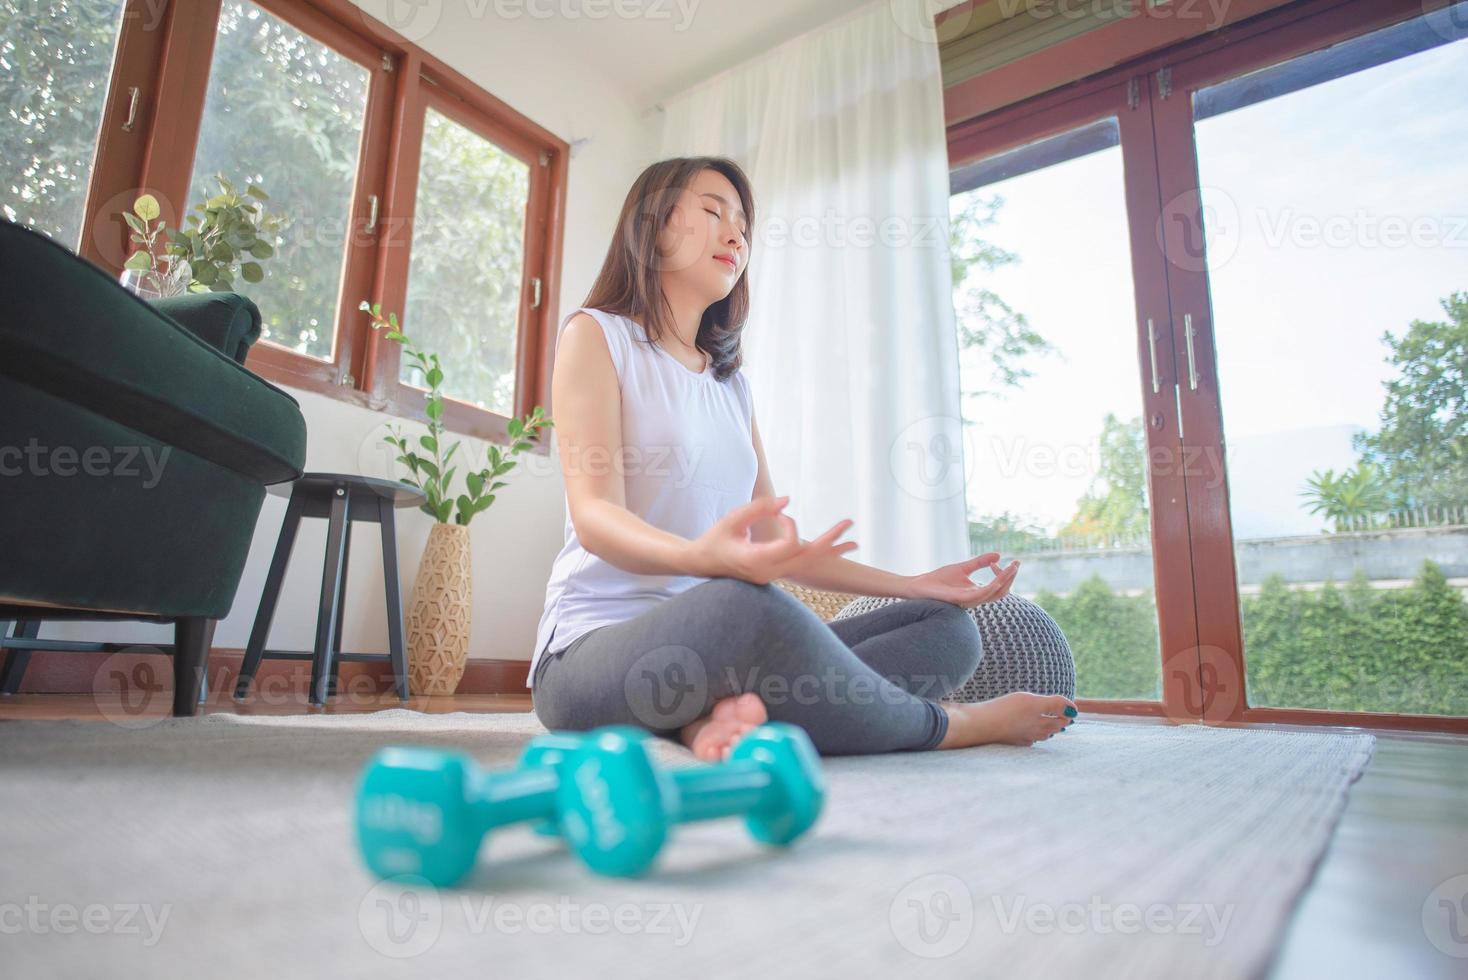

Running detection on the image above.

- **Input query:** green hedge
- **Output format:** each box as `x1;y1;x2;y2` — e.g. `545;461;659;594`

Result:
1034;560;1468;715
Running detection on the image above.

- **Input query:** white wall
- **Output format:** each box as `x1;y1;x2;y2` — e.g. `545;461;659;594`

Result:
50;5;664;663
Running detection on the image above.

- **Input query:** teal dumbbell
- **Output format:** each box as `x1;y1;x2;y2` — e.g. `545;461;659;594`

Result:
355;745;563;886
353;726;664;886
354;722;825;884
666;722;825;845
518;727;642;837
553;721;825;876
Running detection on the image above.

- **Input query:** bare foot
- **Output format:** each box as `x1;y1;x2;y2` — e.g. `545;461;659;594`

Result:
937;692;1077;749
679;693;768;762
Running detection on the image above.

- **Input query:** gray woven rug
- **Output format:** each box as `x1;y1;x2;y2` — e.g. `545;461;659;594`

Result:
0;710;1373;978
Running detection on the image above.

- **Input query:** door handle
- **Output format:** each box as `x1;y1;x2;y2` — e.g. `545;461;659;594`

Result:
1146;317;1161;394
1184;313;1199;391
121;86;140;132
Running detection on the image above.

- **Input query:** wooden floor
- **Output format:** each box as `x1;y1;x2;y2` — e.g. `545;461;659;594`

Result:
0;690;535;719
2;694;1464;977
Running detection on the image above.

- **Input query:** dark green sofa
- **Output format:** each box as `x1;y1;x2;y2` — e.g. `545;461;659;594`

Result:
0;218;307;715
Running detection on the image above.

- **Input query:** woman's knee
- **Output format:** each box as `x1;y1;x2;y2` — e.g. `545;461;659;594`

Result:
920;601;983;691
691;577;843;684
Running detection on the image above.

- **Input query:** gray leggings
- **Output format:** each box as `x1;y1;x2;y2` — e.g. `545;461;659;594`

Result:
530;577;983;756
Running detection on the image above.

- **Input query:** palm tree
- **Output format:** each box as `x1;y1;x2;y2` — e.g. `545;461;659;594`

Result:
1299;463;1391;532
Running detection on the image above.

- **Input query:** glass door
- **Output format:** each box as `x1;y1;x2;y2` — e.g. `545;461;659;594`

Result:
1149;2;1468;722
948;81;1202;718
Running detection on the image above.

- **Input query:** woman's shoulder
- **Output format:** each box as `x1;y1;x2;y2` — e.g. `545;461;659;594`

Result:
566;307;649;345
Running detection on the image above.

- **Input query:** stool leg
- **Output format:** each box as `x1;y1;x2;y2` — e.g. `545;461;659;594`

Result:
328;524;351;699
310;486;351;706
236;492;306;699
1;621;39;695
379;497;410;702
173;617;215;717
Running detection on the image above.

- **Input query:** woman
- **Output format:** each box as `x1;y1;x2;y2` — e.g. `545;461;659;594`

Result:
531;156;1077;761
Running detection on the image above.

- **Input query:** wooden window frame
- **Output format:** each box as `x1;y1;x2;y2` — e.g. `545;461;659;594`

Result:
79;0;567;452
361;61;561;442
947;0;1468;734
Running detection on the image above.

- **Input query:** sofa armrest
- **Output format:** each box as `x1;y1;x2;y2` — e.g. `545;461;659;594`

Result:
0;219;306;485
152;292;263;365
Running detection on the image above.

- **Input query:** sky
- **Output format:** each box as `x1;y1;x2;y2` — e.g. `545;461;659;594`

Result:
952;32;1468;543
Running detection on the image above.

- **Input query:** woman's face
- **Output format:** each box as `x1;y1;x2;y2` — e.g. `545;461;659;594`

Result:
656;168;749;302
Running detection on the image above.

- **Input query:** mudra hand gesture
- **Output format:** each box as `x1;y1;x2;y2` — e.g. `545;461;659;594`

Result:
688;495;857;585
907;552;1019;608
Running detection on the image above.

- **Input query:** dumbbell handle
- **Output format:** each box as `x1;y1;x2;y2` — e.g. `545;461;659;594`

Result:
468;765;560;828
669;761;774;823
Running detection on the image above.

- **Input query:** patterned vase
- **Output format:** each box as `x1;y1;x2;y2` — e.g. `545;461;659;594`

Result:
406;522;472;695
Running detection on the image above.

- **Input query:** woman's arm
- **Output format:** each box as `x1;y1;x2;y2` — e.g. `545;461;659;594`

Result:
554;313;703;577
746;410;919;599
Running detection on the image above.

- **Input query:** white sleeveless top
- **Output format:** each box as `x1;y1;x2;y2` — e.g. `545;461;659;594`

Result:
528;307;758;687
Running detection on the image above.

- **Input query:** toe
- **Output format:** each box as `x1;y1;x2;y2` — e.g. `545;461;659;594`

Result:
732;692;768;725
1043;694;1077;718
711;697;740;722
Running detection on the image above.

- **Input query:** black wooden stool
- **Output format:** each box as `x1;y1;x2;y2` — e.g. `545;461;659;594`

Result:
233;473;426;706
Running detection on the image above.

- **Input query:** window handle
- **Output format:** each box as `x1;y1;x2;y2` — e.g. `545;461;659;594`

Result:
1184;313;1199;391
1146;317;1161;394
366;194;380;234
121;86;140;132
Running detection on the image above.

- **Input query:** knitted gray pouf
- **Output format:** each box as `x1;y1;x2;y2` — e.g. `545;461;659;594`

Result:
831;593;1076;702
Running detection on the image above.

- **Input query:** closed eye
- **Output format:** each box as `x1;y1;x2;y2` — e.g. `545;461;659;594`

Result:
706;207;748;240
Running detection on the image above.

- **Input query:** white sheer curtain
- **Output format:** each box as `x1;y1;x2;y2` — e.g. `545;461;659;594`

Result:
658;0;969;577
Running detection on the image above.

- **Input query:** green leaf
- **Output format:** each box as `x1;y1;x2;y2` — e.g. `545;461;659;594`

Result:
420;434;437;454
508;418;523;438
426;366;443;389
436;500;453;523
122;212;147;235
476;494;496;512
488;481;507;491
249;239;275;259
246;183;270;201
123;251;153;272
241;261;264;283
442;443;460;465
466;472;484;497
425;399;444;422
193;262;218;285
456;494;473;518
133;194;161;221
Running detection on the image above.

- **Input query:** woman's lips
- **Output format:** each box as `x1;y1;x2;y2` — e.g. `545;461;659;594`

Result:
714;255;737;271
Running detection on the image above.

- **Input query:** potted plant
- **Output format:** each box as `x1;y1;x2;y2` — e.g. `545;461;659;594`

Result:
362;301;553;695
121;174;281;297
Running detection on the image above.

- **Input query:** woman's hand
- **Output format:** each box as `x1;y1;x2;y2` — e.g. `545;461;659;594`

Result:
686;495;858;585
906;552;1019;608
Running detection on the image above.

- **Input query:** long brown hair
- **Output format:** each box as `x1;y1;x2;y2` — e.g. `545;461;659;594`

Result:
581;156;754;382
